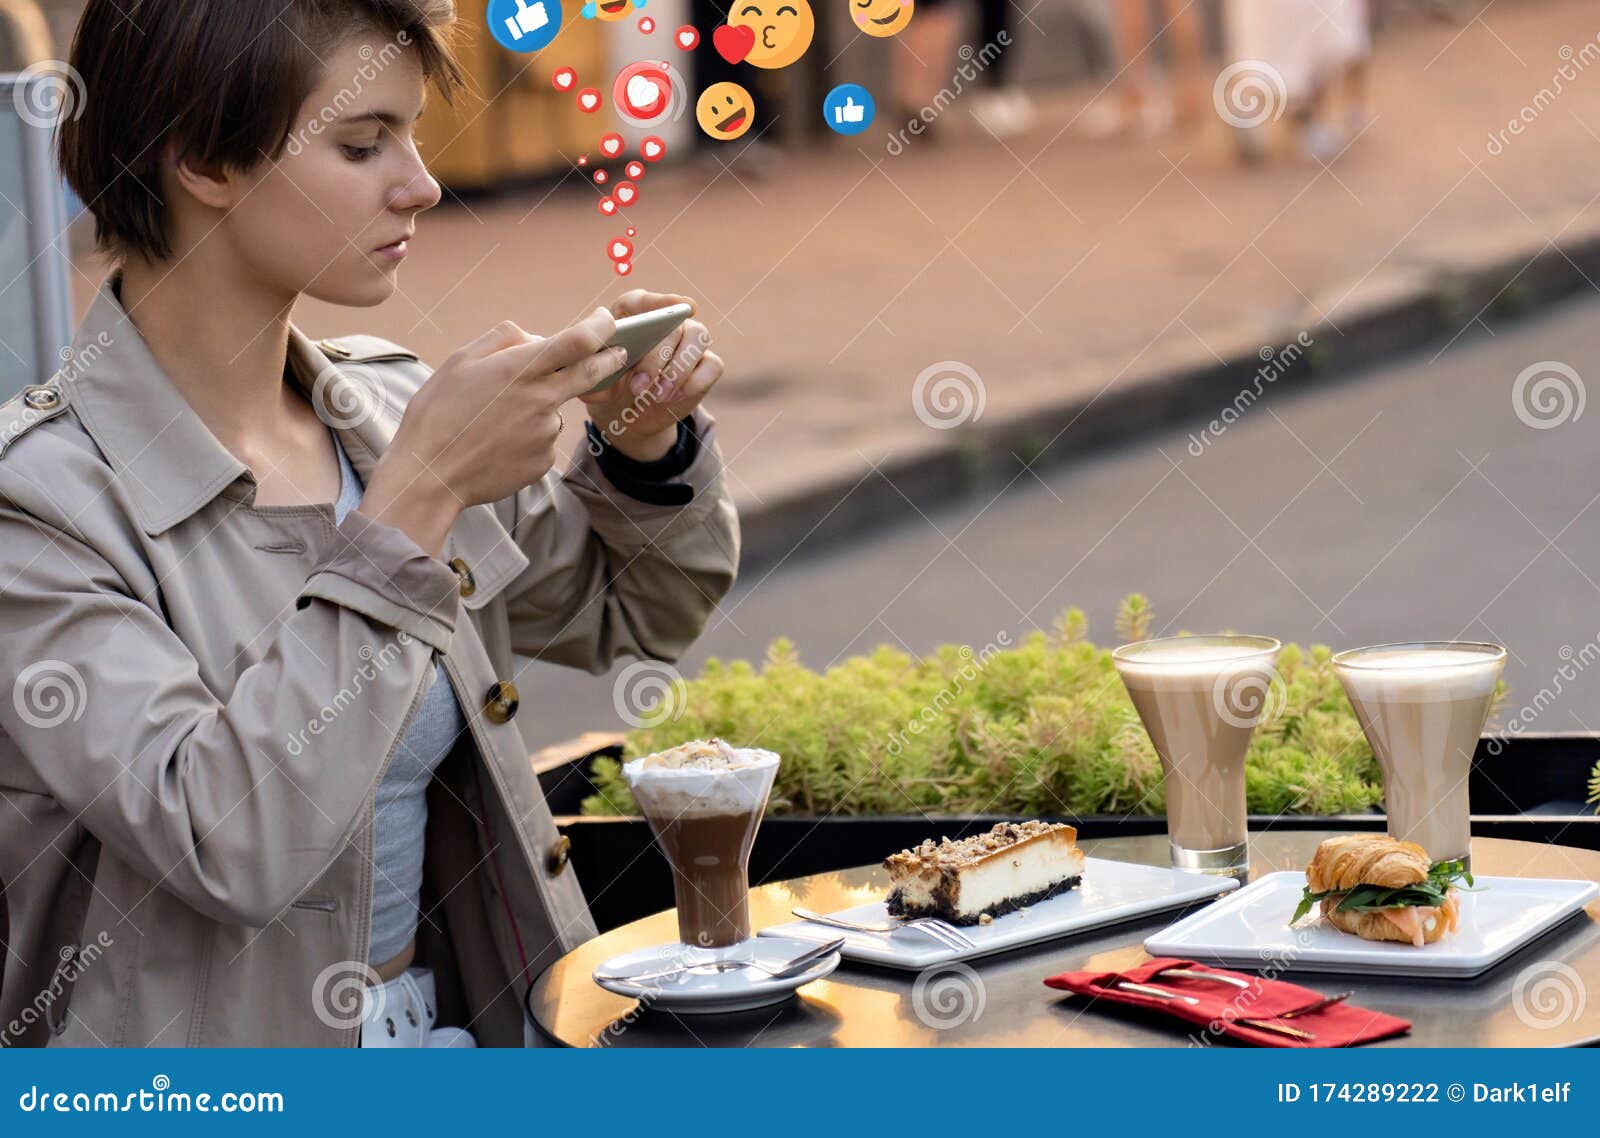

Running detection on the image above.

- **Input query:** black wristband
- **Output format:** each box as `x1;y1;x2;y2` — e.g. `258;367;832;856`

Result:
586;417;700;506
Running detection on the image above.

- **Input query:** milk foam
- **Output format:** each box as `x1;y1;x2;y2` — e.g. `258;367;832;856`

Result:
1337;647;1502;702
623;738;780;817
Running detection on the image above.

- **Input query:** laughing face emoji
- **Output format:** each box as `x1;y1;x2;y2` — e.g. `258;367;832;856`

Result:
584;0;639;20
853;0;913;38
728;0;815;69
696;82;756;140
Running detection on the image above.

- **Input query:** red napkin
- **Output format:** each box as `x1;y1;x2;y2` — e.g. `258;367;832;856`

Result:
1043;957;1410;1048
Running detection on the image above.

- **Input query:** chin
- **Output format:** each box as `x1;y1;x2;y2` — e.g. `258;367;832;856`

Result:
304;270;399;308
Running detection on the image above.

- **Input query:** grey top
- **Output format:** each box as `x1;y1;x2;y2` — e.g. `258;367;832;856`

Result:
329;433;466;966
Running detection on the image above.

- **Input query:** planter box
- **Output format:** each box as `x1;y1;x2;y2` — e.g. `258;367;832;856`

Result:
532;732;1598;933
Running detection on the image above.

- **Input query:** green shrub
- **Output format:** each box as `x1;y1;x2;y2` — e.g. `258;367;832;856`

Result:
581;596;1503;820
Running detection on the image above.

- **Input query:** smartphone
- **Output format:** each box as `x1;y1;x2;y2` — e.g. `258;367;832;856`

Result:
587;302;693;394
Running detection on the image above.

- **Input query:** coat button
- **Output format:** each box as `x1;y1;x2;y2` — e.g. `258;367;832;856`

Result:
22;386;59;411
483;680;519;724
318;339;353;360
547;835;572;875
448;557;476;598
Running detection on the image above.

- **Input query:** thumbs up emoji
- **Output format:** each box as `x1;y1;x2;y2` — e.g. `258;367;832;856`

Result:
835;96;864;125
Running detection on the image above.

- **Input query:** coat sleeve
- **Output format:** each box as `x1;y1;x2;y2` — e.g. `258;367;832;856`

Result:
501;406;740;672
0;465;462;928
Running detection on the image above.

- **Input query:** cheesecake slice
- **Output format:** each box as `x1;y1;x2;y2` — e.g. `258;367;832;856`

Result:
884;820;1085;926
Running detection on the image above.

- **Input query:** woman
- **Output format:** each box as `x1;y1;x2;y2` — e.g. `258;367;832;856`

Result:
0;0;738;1047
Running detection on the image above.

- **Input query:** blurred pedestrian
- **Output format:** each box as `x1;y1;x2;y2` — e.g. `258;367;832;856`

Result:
967;0;1036;138
1223;0;1372;162
1080;0;1207;138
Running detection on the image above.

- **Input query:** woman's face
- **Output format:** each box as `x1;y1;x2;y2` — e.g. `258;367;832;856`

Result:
217;33;441;308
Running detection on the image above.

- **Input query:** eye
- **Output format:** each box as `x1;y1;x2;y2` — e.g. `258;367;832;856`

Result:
777;4;796;13
739;5;760;14
856;0;870;6
340;143;380;161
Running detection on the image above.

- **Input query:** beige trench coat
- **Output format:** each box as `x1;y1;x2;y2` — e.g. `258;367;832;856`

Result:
0;275;739;1046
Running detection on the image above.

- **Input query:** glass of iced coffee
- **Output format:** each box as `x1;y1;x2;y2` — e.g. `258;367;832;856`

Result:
1333;642;1504;869
623;738;780;962
1113;634;1282;877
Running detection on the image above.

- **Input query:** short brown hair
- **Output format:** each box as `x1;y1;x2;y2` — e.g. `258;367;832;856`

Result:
58;0;464;263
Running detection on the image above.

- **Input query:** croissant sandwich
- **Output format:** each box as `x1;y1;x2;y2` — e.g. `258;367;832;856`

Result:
1292;834;1472;947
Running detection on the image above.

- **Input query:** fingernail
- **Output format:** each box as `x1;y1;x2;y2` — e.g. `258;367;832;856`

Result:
630;371;650;395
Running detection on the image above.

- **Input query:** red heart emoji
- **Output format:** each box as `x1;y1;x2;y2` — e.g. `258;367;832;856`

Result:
615;261;632;277
713;24;755;64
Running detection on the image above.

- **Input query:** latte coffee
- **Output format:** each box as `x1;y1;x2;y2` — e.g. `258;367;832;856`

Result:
623;739;780;956
1114;635;1281;875
1333;643;1504;866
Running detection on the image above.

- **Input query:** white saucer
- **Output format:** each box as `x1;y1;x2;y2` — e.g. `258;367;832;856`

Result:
592;935;840;1014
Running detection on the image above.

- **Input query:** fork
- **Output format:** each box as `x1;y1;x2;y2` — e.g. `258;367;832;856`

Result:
790;907;977;951
1115;980;1317;1041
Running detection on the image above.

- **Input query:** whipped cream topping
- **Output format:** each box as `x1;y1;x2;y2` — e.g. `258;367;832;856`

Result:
623;738;780;817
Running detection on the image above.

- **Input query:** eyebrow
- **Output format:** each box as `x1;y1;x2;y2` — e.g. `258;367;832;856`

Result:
337;98;428;128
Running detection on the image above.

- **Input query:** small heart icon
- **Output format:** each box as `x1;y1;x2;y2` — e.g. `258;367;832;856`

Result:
641;136;665;161
615;182;637;205
638;16;655;33
608;238;634;261
675;25;700;50
598;197;617;215
713;24;754;64
552;68;576;91
615;261;632;276
625;160;644;179
626;74;662;112
600;133;623;156
578;88;601;112
593;169;608;184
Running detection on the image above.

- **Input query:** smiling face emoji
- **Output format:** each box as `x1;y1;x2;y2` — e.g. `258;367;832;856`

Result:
695;82;756;140
586;0;635;20
728;0;815;69
853;0;913;37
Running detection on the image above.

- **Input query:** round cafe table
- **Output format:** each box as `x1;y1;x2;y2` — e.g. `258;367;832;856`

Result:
527;832;1600;1047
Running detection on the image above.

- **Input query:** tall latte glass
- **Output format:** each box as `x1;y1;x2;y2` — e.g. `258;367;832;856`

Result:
622;739;780;962
1114;635;1282;876
1332;642;1504;869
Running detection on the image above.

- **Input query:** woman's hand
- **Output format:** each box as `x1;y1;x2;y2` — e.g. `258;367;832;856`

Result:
579;289;725;462
362;310;626;555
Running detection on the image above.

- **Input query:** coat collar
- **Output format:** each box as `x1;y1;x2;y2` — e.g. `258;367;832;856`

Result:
64;272;528;607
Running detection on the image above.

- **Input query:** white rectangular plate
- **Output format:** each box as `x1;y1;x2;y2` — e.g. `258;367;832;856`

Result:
758;856;1239;970
1144;872;1599;978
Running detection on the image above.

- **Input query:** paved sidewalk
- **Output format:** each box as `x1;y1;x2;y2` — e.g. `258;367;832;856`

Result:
72;0;1600;564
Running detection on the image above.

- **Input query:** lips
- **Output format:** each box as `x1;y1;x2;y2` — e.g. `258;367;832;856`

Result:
717;107;748;132
601;0;626;10
872;10;899;22
375;233;412;254
762;24;776;48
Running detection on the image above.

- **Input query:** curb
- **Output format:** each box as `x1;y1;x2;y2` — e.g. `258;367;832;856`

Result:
734;221;1600;574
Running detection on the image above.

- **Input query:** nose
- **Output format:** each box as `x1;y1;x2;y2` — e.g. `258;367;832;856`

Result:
391;145;442;214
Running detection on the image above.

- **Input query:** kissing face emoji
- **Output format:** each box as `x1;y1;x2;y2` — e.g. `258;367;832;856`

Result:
695;82;756;140
728;0;815;69
853;0;913;37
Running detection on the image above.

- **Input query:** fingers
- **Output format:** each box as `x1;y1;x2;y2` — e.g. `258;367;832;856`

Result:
452;319;536;364
611;289;697;319
627;319;711;394
551;344;630;400
648;325;711;401
490;307;616;387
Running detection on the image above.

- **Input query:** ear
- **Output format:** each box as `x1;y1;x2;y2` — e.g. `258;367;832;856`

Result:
171;150;243;212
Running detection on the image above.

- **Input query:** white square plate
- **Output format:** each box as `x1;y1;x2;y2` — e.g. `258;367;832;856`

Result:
1144;872;1599;978
758;856;1239;970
